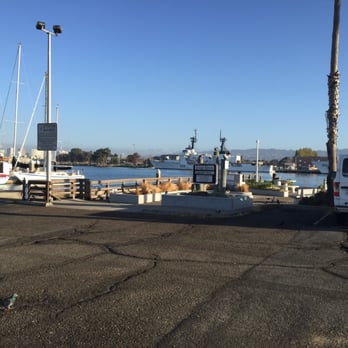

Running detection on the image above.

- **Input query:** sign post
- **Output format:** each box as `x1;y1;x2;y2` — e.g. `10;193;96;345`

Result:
37;122;57;204
193;164;218;185
37;123;57;151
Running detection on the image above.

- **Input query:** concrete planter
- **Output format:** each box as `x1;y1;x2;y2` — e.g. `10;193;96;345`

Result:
162;193;253;213
109;193;153;205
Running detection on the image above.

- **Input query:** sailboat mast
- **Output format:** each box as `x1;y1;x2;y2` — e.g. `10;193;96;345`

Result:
13;43;21;159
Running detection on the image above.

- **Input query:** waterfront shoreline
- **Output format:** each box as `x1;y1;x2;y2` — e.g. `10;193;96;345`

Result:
71;166;326;189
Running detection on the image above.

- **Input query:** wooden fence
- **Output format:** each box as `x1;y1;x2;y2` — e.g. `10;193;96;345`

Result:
85;176;192;200
22;179;86;202
22;176;192;202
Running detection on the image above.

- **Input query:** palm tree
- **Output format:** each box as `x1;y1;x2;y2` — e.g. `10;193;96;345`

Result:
326;0;341;206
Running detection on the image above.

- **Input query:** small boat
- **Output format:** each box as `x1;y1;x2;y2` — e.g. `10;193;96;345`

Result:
311;159;328;174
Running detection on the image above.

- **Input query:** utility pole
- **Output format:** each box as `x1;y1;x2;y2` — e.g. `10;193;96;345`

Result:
326;0;341;206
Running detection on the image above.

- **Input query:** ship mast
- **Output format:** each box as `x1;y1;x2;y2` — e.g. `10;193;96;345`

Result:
219;130;227;153
190;129;197;149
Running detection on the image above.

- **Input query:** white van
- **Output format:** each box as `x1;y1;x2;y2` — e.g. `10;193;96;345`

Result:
334;154;348;222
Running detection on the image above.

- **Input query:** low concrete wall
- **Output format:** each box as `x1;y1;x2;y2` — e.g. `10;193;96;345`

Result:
109;191;191;205
250;189;289;197
109;193;153;204
297;187;319;198
161;193;253;213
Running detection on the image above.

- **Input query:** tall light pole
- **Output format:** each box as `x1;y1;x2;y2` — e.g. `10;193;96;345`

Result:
36;21;62;203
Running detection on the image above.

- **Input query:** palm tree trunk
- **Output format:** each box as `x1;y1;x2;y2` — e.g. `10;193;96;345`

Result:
326;0;341;206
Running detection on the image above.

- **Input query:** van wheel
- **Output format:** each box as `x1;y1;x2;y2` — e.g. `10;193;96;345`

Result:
336;213;346;225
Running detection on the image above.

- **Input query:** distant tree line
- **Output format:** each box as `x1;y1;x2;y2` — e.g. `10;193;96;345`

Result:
56;147;145;166
55;146;321;167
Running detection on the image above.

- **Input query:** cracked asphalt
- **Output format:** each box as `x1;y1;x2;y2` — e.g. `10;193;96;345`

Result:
0;200;348;347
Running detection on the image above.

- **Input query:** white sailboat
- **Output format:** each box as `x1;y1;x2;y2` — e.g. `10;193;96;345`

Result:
3;44;84;183
14;170;85;183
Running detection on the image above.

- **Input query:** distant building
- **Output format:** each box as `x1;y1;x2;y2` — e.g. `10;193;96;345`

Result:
31;149;45;160
0;148;7;157
7;147;14;158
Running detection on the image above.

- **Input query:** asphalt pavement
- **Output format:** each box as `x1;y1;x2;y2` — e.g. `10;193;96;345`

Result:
0;199;347;347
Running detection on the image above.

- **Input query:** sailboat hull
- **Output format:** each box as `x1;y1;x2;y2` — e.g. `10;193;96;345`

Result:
14;171;85;183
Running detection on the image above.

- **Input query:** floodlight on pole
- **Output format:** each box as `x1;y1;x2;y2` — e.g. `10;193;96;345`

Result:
36;21;62;204
36;21;45;30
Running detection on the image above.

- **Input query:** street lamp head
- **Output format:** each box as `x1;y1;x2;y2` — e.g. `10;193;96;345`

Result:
36;21;46;30
53;25;62;35
36;21;62;35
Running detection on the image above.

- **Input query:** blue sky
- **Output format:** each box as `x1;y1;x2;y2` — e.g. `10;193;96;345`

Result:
0;0;347;156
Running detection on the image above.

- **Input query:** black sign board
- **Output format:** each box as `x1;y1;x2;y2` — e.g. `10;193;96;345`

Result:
193;164;218;184
37;123;57;151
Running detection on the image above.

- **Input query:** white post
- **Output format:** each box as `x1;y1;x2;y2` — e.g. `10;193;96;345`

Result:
256;140;260;183
36;21;62;205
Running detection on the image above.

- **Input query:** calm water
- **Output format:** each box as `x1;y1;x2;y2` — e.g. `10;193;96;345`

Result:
74;166;327;188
